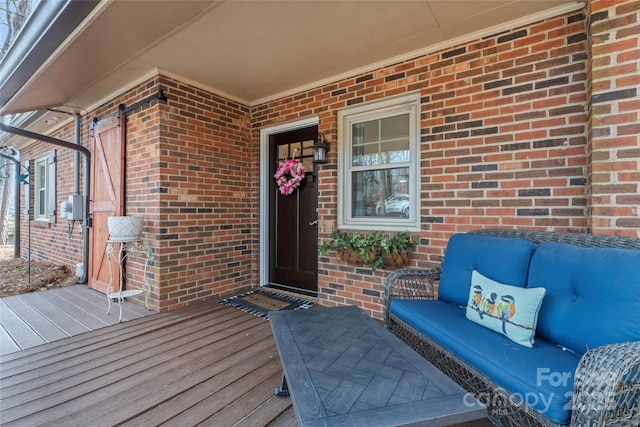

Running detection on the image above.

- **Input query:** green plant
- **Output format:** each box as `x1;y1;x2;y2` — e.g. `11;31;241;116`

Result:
319;230;416;272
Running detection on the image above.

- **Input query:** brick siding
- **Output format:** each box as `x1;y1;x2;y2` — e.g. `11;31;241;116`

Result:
16;1;638;318
19;123;86;269
19;76;255;312
151;76;254;310
588;0;640;235
254;9;594;317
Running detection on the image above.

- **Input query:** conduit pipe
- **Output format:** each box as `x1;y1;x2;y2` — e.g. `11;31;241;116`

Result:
0;122;91;283
74;114;81;194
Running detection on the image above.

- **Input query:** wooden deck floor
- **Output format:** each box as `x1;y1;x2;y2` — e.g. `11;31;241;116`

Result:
0;302;296;426
0;285;154;356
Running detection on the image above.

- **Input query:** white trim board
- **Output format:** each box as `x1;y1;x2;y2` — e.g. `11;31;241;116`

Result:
259;117;319;287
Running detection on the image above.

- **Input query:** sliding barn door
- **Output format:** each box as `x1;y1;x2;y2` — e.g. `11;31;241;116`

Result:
89;116;125;294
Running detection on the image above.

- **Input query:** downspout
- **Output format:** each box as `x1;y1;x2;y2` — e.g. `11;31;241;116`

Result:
0;151;20;258
74;114;81;193
0;122;91;284
48;109;82;193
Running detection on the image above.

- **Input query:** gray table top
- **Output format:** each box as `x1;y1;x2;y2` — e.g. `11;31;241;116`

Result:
269;305;486;427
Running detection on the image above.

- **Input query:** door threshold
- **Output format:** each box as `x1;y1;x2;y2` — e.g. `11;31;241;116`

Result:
264;283;318;299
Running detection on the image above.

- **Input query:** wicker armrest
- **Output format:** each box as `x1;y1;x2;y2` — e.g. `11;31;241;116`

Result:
383;267;441;326
571;341;640;427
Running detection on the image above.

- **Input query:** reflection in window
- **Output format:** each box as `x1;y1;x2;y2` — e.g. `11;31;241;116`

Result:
352;168;410;218
352;115;410;166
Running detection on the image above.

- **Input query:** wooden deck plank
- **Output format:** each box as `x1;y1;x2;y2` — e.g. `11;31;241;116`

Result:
18;292;92;336
0;301;211;366
0;324;21;356
160;357;283;426
0;298;45;350
118;330;277;426
235;394;294;427
200;368;285;427
0;309;261;415
265;407;300;427
2;295;69;343
0;306;215;378
63;285;151;320
43;286;121;325
0;300;316;427
0;306;248;399
3;309;273;426
28;287;113;330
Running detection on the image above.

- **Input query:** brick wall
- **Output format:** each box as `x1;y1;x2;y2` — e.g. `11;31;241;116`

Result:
91;75;255;312
18;75;256;312
151;75;254;310
18;79;163;271
588;0;640;236
18;79;164;302
254;9;592;317
15;1;637;319
19;131;84;269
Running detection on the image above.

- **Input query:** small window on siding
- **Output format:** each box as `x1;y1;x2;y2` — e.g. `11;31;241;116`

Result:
337;92;420;231
33;150;56;223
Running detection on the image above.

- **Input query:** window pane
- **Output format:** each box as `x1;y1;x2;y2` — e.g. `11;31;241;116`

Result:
39;164;46;189
39;189;46;216
277;145;288;160
351;167;410;218
362;120;379;143
302;157;313;175
380;115;409;140
290;142;302;158
34;161;47;219
352;114;409;166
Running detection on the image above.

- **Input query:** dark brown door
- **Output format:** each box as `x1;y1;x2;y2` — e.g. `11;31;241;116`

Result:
89;116;125;294
269;126;318;294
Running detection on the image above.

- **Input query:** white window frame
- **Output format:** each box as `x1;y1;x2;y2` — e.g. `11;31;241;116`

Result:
33;154;50;222
337;92;421;232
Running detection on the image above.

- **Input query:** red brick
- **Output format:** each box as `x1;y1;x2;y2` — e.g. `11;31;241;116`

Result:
18;4;639;324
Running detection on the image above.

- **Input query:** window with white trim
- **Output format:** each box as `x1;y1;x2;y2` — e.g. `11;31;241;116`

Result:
338;92;420;231
33;151;56;222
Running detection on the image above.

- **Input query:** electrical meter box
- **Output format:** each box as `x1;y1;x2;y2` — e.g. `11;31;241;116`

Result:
64;194;83;220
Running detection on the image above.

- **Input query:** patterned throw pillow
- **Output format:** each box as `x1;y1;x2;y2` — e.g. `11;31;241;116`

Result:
465;270;546;348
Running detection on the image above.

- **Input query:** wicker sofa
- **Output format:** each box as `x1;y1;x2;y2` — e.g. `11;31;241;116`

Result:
384;229;640;427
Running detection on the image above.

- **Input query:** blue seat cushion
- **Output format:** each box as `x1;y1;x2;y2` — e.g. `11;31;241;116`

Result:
528;241;640;355
438;233;536;306
390;299;580;425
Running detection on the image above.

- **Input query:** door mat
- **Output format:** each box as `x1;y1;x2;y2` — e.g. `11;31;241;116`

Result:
219;289;314;320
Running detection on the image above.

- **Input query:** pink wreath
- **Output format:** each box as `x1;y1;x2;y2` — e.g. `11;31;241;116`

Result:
274;158;305;195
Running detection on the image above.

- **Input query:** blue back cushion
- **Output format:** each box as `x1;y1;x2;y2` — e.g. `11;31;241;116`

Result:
529;241;640;355
438;233;536;306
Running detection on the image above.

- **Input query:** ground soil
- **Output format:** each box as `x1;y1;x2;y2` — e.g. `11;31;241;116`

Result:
0;245;78;298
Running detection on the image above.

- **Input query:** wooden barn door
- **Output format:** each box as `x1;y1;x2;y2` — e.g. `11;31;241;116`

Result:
89;116;125;294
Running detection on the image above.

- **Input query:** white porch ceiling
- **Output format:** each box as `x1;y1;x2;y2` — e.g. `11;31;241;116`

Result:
2;0;582;119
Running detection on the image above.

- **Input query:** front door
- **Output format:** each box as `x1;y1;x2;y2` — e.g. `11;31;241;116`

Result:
269;126;318;294
89;115;125;294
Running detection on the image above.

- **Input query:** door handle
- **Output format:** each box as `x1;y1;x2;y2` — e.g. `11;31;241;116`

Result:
309;219;318;226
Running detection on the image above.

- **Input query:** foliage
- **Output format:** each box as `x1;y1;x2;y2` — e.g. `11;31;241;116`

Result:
319;230;416;272
1;0;38;61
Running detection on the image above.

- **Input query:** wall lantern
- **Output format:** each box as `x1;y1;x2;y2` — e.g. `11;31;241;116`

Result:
313;132;330;164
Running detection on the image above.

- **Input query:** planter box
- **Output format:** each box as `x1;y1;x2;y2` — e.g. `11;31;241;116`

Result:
107;216;144;242
337;248;410;268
